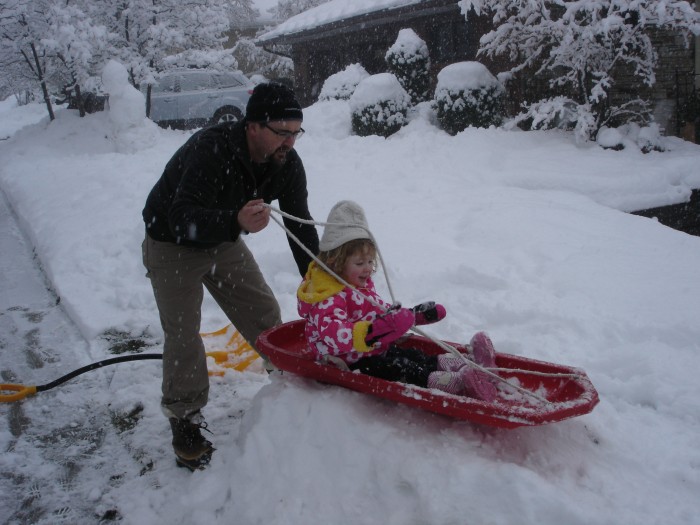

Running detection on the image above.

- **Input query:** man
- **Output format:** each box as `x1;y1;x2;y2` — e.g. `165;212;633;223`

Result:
142;83;319;470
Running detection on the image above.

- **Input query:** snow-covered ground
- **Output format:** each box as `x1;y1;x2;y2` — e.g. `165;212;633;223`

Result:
1;92;700;525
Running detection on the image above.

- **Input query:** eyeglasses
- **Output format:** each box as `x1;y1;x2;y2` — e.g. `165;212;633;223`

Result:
262;123;305;139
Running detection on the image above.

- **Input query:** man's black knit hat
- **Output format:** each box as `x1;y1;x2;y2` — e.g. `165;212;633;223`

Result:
245;82;303;122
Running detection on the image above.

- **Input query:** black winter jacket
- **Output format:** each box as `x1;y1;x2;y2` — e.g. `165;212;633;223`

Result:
142;121;319;276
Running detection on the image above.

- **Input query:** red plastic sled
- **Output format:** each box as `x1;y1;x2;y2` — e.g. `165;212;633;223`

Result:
257;320;599;428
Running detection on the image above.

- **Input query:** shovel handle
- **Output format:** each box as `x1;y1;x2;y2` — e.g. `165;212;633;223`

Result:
0;384;38;403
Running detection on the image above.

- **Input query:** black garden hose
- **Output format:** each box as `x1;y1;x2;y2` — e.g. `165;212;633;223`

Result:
1;353;163;402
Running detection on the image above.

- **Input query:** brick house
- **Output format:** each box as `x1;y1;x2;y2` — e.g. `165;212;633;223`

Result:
257;0;699;139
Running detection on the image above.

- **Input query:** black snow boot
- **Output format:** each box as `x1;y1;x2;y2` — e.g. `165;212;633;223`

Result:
169;413;214;471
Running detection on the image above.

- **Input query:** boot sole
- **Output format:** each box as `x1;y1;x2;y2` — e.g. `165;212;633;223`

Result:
470;332;497;368
173;440;213;461
175;448;214;471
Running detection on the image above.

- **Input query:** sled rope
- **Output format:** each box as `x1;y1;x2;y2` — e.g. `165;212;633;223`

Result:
266;205;561;404
267;205;398;309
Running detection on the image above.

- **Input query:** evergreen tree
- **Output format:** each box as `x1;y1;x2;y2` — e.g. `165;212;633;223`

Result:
435;61;505;135
350;73;411;137
385;28;431;105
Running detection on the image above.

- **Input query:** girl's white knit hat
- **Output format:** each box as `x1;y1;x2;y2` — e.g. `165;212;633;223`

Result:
319;200;370;251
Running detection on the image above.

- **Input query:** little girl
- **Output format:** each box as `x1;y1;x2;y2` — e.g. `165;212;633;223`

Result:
297;200;498;401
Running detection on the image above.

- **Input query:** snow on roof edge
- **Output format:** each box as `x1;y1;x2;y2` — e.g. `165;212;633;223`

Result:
257;0;424;43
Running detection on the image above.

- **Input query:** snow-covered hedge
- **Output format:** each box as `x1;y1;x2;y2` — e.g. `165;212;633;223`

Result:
385;28;431;105
597;122;666;153
318;63;370;101
349;73;411;137
435;62;505;135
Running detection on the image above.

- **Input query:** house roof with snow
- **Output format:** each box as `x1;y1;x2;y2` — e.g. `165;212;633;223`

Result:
257;0;432;43
255;0;480;105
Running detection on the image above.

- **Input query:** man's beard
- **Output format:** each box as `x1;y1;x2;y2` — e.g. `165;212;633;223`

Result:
270;146;290;167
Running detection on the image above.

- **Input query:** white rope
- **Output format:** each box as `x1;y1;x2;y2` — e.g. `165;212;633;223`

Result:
265;204;560;404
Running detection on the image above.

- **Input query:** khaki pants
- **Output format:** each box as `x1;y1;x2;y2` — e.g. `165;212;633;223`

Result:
142;234;281;419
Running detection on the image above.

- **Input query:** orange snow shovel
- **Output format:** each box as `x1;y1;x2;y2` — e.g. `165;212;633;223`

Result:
201;324;260;376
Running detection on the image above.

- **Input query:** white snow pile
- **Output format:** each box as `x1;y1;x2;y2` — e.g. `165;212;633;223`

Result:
101;59;159;152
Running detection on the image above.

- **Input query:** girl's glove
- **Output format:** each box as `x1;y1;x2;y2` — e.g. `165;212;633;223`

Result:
365;308;415;349
411;302;446;325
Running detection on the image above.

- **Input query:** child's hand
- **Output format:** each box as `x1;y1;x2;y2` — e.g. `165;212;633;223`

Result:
411;302;447;325
366;308;415;349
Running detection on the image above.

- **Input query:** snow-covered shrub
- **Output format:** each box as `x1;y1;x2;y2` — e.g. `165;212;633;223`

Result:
434;62;504;135
597;122;666;153
506;96;655;145
349;73;411;137
385;28;431;105
506;96;580;130
635;123;666;153
505;96;596;144
318;63;369;101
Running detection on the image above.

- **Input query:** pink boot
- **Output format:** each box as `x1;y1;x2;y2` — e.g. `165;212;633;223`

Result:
427;371;463;395
437;353;468;372
459;368;497;402
469;332;497;368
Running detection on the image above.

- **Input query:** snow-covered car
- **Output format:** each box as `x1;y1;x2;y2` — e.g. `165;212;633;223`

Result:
147;69;254;129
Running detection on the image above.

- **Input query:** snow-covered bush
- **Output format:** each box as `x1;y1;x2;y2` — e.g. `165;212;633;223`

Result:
507;97;579;131
349;73;411;137
318;63;369;101
434;62;504;135
385;28;431;105
505;96;595;143
506;96;656;145
597;122;666;152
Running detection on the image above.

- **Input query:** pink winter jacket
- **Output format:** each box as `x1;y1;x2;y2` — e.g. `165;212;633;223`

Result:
297;262;390;364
